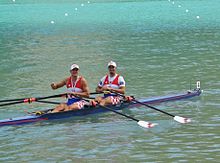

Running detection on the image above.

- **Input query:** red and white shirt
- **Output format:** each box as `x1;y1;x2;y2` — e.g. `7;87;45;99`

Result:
66;76;86;108
98;74;126;89
66;76;83;93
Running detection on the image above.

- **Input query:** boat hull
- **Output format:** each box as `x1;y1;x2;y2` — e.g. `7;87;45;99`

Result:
0;89;202;127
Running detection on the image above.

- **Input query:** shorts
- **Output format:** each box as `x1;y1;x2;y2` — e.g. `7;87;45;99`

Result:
109;96;122;105
75;100;87;109
67;98;87;109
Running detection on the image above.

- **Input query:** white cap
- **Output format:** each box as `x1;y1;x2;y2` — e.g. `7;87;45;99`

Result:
70;64;79;70
107;61;117;68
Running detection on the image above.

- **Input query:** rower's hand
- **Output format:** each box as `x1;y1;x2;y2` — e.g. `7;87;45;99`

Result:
107;87;113;92
103;90;111;94
101;86;109;91
51;83;57;90
125;96;134;102
90;100;98;107
67;92;77;98
102;86;113;92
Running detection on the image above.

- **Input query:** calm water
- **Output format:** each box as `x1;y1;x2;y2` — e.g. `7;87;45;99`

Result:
0;0;220;162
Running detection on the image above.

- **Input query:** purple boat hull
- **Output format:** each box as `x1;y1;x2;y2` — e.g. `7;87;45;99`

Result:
0;89;202;127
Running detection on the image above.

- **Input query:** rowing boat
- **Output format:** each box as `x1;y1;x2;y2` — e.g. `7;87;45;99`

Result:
0;87;202;127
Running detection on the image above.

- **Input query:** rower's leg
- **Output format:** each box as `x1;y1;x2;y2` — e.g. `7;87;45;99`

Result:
51;103;66;113
66;100;87;111
94;96;106;106
95;96;102;103
103;96;121;106
65;103;79;111
100;97;112;106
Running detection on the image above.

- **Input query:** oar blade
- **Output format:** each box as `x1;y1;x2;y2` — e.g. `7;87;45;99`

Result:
137;120;158;128
174;116;191;124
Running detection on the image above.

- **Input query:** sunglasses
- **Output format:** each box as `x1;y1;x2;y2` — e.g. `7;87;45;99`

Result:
108;66;115;69
71;68;79;71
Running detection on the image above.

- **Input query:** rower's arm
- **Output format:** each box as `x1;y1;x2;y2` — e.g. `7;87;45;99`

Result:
96;86;103;93
110;86;125;95
96;85;125;94
109;75;126;94
51;79;66;90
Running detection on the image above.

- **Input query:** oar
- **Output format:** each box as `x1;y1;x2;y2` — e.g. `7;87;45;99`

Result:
0;97;30;103
0;92;101;107
111;92;191;124
0;99;61;107
0;94;67;107
35;100;61;105
0;93;67;103
0;101;25;107
81;98;157;129
0;92;102;103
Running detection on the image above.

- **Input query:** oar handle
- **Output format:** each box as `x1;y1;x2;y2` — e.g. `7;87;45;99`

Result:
90;92;104;95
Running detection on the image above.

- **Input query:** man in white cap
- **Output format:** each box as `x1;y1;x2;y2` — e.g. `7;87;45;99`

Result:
95;61;126;106
50;64;90;112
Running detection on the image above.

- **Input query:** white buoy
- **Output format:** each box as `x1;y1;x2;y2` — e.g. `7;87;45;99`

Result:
88;1;90;3
75;8;78;11
172;1;175;4
186;9;189;13
50;21;55;24
196;16;200;19
12;0;15;2
65;13;68;16
81;3;84;7
178;5;181;8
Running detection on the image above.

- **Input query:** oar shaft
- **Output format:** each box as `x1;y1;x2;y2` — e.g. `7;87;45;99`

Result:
81;97;140;122
0;94;66;104
36;94;67;100
0;101;24;107
0;98;26;103
0;92;97;107
134;100;174;117
36;100;61;105
0;92;102;104
0;95;65;107
110;91;191;124
79;97;139;122
91;102;156;128
101;105;138;122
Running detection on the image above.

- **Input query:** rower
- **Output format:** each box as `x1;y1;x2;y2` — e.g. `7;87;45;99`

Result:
94;61;132;106
50;64;90;113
